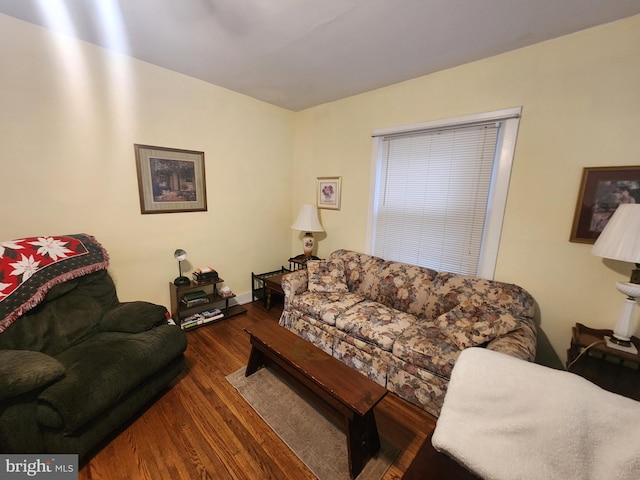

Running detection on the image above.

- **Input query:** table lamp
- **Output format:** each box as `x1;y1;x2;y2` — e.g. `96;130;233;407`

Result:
591;203;640;354
291;204;324;257
173;249;191;286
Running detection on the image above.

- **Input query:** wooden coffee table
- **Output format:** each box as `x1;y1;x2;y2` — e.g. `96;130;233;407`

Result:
244;321;387;479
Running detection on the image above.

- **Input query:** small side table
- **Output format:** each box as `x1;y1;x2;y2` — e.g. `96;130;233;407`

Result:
288;254;320;270
264;273;285;311
566;323;640;401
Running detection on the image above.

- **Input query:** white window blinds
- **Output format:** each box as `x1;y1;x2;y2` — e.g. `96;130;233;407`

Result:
373;123;500;276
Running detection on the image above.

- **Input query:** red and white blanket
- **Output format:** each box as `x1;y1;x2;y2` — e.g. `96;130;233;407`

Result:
0;234;109;333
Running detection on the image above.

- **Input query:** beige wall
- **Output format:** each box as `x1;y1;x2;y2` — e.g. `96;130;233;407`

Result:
2;12;639;363
0;14;295;306
293;15;640;363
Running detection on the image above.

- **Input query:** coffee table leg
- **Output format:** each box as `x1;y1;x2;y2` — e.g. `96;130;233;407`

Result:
245;343;265;377
362;410;381;456
347;411;382;479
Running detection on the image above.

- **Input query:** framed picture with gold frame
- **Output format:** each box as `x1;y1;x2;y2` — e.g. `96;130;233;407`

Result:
570;166;640;243
134;144;207;214
317;176;342;210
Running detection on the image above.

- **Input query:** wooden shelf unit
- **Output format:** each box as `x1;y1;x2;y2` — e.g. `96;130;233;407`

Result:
169;277;246;331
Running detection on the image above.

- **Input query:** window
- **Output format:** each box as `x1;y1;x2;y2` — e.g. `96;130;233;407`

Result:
366;107;521;279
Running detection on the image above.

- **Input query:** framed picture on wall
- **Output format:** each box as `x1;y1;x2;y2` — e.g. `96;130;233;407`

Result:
317;176;342;210
570;165;640;243
134;144;207;214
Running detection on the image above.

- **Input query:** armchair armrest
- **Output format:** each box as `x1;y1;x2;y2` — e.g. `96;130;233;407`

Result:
0;350;65;400
99;301;169;333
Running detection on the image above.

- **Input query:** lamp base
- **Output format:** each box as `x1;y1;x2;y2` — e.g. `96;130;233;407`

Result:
605;336;638;355
302;232;315;257
174;276;191;287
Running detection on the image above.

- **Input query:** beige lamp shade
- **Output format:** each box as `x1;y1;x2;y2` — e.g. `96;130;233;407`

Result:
591;204;640;264
291;204;324;233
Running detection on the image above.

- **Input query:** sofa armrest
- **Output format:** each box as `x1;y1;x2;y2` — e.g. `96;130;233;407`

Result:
0;350;65;400
486;317;537;361
99;301;169;333
281;270;309;297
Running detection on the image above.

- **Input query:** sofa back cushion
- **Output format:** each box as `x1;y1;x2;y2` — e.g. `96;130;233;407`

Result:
425;272;535;321
373;261;438;318
330;250;439;317
0;270;119;355
307;260;349;293
329;250;385;298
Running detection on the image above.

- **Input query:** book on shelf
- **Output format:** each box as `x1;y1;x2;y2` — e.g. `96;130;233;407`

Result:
181;297;209;308
180;311;224;329
182;290;207;301
203;313;224;323
193;267;218;282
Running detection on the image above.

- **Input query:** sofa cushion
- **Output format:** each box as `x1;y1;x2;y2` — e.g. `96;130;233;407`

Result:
335;300;417;351
330;249;386;298
0;350;65;400
289;291;365;326
374;261;438;317
307;260;349;293
436;305;520;349
426;272;536;321
392;321;463;378
37;326;187;433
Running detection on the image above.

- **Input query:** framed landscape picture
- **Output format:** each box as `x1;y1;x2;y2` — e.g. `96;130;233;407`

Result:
317;176;342;210
134;144;207;214
570;166;640;243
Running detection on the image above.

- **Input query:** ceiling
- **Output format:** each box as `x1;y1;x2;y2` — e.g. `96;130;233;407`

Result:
2;0;640;111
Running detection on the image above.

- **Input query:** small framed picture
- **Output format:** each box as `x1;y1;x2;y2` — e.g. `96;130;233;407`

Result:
317;176;342;210
134;144;207;214
570;166;640;243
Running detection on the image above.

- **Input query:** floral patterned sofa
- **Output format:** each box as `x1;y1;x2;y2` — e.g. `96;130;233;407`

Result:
279;249;537;417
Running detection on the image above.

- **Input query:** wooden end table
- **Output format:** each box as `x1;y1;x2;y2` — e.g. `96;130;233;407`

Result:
288;254;320;270
263;273;285;311
244;322;387;479
567;323;640;401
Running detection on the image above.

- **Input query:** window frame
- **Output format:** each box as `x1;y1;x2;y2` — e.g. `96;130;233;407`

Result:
365;107;522;279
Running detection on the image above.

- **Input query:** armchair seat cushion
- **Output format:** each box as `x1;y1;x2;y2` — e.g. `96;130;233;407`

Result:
289;291;365;326
335;300;417;351
37;326;187;432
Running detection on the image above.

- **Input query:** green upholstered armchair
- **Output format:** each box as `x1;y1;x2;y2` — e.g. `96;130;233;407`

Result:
0;235;187;460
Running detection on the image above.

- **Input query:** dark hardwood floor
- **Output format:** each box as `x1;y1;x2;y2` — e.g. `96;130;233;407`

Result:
79;299;474;480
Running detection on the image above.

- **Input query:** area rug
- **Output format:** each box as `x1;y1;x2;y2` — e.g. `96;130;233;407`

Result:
226;367;400;480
